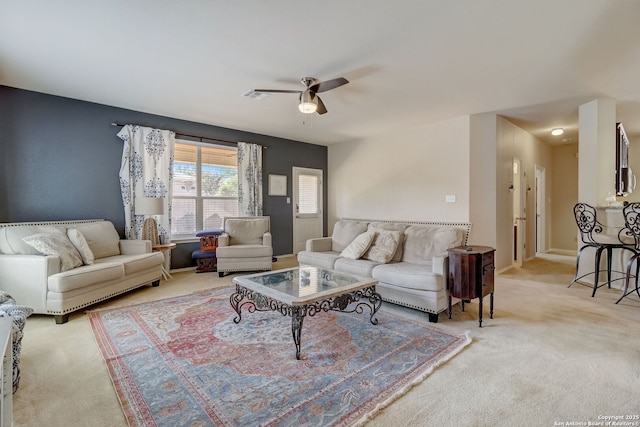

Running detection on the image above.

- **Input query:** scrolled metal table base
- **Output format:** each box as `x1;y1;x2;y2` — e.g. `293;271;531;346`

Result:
230;284;382;360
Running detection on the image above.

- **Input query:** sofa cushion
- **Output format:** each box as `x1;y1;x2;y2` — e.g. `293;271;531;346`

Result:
372;262;443;292
364;230;402;264
331;220;369;253
67;228;95;265
22;233;84;272
340;231;375;259
216;244;272;258
97;253;164;275
402;225;464;265
367;222;408;262
48;263;124;293
225;218;269;245
297;250;341;269
74;221;121;259
0;225;66;255
334;257;380;277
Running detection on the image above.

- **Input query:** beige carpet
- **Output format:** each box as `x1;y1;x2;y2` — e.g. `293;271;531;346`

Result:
13;255;640;427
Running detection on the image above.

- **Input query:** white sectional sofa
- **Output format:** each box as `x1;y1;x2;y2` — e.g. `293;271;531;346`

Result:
0;219;164;324
297;219;471;322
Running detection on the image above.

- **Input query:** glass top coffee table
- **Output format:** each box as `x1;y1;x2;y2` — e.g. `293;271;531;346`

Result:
230;266;382;360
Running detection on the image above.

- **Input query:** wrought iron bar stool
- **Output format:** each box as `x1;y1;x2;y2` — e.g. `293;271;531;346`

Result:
617;202;640;303
568;203;636;297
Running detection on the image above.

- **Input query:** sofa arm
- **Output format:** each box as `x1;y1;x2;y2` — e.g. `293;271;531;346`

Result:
432;252;449;277
262;232;272;247
306;237;332;252
218;233;229;247
0;254;59;313
119;239;152;255
433;252;456;296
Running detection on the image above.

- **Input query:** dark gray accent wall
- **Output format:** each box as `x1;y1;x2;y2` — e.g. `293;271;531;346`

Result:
0;85;327;268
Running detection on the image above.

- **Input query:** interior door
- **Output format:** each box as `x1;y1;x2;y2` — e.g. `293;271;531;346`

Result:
535;165;546;254
292;167;323;254
513;159;526;267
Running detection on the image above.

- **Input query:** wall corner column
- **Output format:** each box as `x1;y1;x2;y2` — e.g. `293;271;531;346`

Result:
578;98;616;206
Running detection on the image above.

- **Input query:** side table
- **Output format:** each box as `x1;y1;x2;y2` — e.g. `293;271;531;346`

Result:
447;245;495;327
152;243;176;280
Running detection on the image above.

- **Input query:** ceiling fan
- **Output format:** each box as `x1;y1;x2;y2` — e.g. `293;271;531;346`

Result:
254;76;349;115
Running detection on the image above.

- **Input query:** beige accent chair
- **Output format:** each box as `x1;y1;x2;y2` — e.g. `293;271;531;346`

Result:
216;216;273;277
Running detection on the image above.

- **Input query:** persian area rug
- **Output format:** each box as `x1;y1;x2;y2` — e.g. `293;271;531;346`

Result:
88;287;471;427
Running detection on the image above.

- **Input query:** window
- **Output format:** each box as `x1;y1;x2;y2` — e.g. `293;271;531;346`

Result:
297;174;319;215
171;140;238;238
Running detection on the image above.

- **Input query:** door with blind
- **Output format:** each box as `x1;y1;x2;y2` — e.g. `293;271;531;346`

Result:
292;167;323;254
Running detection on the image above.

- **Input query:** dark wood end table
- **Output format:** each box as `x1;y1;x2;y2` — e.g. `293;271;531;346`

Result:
447;245;495;327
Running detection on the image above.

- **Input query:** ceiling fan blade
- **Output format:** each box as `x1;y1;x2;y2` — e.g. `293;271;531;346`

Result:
253;89;301;94
309;77;349;93
315;95;328;115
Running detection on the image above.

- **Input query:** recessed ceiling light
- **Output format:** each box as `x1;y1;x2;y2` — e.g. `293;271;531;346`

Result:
551;128;564;136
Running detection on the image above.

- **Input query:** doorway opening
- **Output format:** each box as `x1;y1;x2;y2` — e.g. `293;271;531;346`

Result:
513;159;526;268
535;165;546;254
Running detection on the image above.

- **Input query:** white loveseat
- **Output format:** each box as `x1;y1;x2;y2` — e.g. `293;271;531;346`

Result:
297;219;471;322
0;219;164;324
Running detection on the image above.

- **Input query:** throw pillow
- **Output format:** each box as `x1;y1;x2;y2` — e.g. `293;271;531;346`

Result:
330;220;369;253
0;225;65;255
340;231;376;259
74;221;121;259
67;228;95;265
22;233;83;272
403;225;465;265
367;223;408;262
364;230;402;264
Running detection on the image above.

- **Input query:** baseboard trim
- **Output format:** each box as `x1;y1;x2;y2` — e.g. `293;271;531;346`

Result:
169;266;197;273
544;248;577;256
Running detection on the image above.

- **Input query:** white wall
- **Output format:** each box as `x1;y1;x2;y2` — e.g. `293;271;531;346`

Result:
325;100;631;269
328;115;471;230
551;142;579;252
578;98;617;206
469;114;498;249
538;103;639;253
327;114;551;271
495;117;552;268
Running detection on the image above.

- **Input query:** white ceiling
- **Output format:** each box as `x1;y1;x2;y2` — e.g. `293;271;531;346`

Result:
2;0;640;146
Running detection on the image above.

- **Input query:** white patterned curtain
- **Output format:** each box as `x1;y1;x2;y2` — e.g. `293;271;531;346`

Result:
237;142;263;216
118;125;175;241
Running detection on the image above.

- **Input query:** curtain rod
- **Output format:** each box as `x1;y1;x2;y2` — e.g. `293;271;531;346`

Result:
110;122;265;148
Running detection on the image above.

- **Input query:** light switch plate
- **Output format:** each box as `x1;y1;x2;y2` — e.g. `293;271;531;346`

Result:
445;195;456;203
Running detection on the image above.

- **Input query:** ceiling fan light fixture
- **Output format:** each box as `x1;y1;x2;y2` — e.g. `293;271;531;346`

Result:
298;91;317;114
257;76;348;115
551;128;564;136
298;101;317;114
